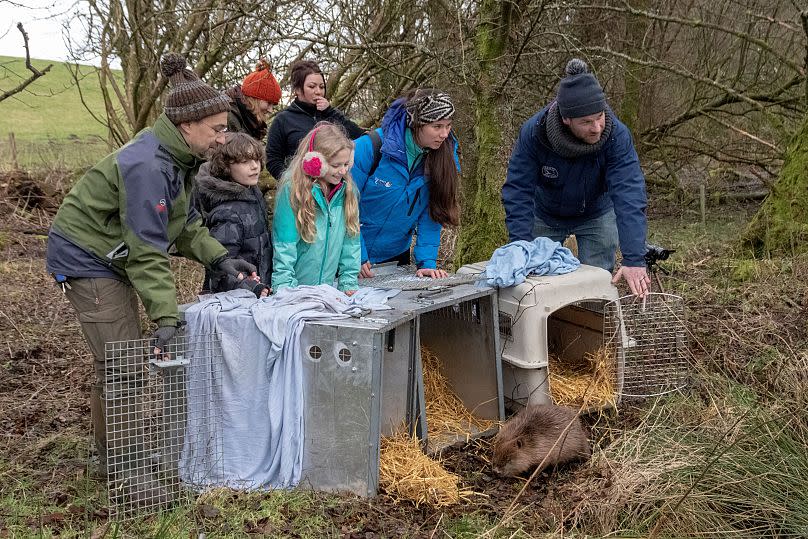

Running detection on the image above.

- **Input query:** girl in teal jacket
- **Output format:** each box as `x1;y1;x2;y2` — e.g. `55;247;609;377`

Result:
271;122;361;293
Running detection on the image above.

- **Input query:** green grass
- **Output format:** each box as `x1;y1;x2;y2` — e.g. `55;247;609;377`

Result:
0;55;117;169
0;55;112;140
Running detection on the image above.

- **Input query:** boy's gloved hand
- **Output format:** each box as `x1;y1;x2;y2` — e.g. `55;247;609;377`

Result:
212;257;257;279
238;276;271;298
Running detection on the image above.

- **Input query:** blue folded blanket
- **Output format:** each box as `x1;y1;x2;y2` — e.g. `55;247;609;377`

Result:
484;237;580;287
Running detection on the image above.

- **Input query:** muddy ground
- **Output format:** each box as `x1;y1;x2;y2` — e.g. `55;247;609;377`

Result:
2;169;800;537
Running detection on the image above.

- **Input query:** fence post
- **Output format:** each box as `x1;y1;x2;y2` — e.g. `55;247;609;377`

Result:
8;132;18;170
699;183;706;228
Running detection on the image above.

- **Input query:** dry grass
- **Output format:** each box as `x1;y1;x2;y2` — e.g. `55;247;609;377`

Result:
548;347;617;410
378;433;476;508
421;346;496;444
377;346;495;507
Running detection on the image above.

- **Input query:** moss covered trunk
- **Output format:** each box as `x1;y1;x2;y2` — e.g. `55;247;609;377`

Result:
453;0;510;267
742;114;808;256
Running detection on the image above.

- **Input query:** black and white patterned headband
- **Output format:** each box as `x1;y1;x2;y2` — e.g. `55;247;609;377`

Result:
405;92;455;126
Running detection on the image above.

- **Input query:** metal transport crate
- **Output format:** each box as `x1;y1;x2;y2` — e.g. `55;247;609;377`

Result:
298;282;504;496
105;281;504;514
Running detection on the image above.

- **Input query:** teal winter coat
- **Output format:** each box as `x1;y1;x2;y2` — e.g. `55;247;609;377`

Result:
271;180;360;291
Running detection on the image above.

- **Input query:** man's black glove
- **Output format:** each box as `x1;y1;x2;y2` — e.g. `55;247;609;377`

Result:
212;257;257;279
153;325;177;352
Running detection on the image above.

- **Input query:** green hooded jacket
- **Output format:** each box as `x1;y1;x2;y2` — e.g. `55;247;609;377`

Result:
271;180;360;292
46;113;227;326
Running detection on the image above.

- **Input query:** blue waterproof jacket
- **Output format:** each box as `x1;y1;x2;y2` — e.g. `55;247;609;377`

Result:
502;105;648;267
351;99;459;269
271;180;360;292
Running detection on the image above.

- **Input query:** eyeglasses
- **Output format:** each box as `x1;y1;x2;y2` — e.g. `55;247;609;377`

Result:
200;121;228;134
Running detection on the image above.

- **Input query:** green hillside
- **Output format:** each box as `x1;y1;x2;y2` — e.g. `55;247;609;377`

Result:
0;56;121;169
0;55;113;140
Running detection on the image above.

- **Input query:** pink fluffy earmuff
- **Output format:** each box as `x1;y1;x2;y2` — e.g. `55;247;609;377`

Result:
301;128;329;178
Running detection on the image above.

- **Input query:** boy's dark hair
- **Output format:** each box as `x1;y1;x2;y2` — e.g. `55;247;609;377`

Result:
209;132;265;179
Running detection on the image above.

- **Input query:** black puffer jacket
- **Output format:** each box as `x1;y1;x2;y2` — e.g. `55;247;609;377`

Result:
194;163;272;293
265;98;365;180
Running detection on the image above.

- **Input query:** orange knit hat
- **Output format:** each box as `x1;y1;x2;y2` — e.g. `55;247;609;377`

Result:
241;59;281;105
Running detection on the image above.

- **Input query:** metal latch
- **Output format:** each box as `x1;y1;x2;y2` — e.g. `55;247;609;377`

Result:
150;356;190;369
414;286;452;304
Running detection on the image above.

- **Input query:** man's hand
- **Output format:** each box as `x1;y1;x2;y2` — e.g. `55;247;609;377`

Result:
612;265;651;297
416;268;448;279
153;325;177;357
213;257;257;280
360;262;374;278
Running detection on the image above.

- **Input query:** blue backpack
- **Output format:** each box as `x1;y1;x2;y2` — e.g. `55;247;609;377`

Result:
366;129;383;177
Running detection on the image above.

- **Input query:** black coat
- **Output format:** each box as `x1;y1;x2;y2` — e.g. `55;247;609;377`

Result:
194;163;272;293
265;98;365;180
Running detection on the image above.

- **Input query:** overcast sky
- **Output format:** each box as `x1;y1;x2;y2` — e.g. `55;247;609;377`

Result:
0;1;79;62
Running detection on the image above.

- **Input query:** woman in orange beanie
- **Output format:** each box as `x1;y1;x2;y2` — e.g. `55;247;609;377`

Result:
225;59;281;141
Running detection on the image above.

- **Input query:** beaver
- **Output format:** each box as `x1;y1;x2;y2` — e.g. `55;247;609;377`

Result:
491;404;591;477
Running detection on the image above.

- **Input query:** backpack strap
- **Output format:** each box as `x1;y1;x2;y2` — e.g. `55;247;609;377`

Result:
367;129;383;177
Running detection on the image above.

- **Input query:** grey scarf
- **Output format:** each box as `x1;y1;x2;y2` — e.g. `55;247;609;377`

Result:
544;102;613;159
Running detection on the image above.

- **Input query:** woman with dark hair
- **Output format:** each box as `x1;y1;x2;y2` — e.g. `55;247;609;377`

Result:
225;59;281;141
265;59;365;180
351;89;460;278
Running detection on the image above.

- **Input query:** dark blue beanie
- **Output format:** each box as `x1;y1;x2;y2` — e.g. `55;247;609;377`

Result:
556;59;606;118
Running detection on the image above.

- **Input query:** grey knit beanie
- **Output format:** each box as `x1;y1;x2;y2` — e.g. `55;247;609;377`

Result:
556;59;607;119
160;53;230;124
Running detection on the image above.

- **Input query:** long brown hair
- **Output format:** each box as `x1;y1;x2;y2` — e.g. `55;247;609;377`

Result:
285;122;359;243
405;88;460;227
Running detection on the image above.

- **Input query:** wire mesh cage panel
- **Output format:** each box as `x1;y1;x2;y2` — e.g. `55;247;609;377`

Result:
604;293;688;398
358;266;479;290
104;331;222;520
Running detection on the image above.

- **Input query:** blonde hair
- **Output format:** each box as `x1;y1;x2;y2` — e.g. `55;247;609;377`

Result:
285;122;360;243
244;95;267;118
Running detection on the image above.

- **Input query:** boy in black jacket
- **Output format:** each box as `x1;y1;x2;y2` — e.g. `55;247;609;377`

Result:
195;133;272;296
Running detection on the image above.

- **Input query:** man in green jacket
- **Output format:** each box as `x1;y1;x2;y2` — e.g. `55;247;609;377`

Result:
46;53;255;492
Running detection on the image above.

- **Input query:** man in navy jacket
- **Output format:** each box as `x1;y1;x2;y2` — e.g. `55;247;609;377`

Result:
502;58;651;297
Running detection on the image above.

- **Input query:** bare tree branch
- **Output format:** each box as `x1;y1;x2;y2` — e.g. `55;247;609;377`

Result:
0;23;53;103
577;1;805;75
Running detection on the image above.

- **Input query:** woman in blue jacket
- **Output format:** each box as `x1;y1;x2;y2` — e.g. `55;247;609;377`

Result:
351;89;460;278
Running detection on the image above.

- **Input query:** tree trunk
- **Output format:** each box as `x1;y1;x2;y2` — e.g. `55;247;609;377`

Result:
619;0;649;134
741;114;808;256
453;0;510;267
